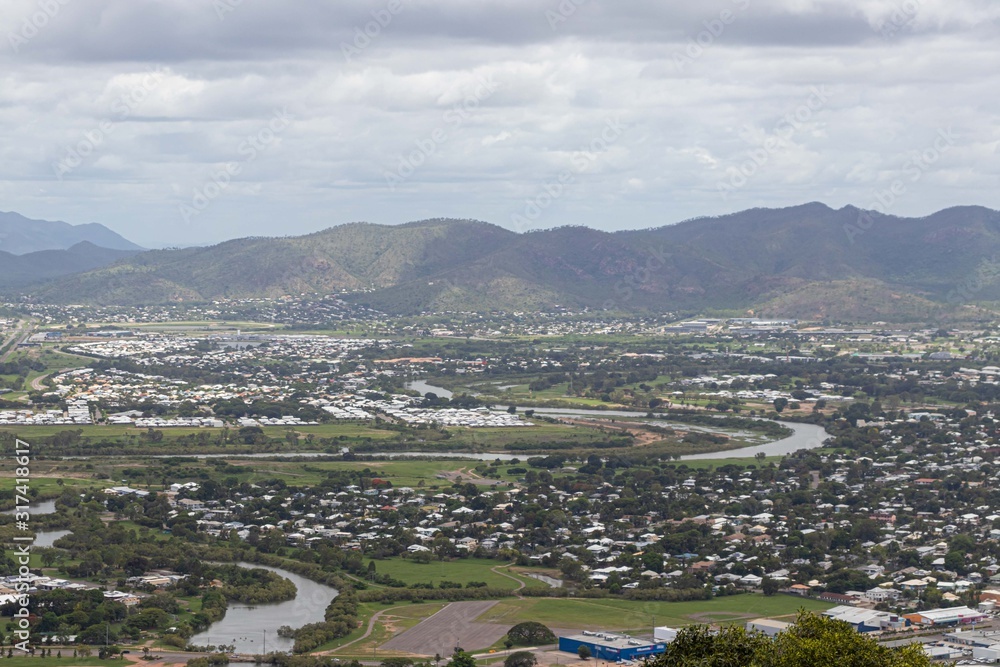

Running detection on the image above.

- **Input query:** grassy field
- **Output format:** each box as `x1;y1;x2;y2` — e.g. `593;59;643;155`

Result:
476;595;834;631
0;658;110;667
60;320;279;332
252;459;517;488
0;475;103;494
0;423;400;444
9;457;524;498
673;456;783;469
364;558;545;590
318;601;448;656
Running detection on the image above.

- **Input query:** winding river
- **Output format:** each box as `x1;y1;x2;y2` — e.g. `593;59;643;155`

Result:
4;501;338;656
408;381;830;460
34;529;71;547
189;563;339;655
2;498;58;515
54;382;829;463
406;380;454;398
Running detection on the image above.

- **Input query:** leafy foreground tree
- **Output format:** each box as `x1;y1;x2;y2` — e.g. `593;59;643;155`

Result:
646;613;932;667
504;651;537;667
447;650;476;667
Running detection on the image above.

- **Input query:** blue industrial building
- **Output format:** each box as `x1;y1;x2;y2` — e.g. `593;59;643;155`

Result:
558;633;666;661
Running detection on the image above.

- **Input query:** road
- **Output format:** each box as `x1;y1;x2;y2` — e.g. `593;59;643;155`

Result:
0;319;32;363
30;372;52;392
324;608;391;654
490;565;527;598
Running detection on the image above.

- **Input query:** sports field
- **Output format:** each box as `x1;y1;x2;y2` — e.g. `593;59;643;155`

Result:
475;595;834;632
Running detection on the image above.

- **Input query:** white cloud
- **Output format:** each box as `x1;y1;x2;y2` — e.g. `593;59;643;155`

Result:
0;0;998;246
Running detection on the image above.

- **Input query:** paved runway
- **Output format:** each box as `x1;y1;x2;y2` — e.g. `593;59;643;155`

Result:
381;601;509;656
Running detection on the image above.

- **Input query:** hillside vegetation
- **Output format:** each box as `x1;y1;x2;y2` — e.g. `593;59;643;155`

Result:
19;204;1000;320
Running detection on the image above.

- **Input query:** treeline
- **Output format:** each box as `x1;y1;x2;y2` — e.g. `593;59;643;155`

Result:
292;589;359;653
357;587;512;603
650;410;793;438
355;585;711;604
215;564;297;604
504;437;634;452
0;357;45;375
520;587;713;601
203;546;347;589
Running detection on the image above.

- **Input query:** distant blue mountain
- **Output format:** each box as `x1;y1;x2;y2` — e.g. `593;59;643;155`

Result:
0;242;141;289
0;211;142;255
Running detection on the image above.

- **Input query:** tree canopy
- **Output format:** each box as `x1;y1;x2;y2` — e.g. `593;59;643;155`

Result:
506;621;557;646
504;651;538;667
646;613;932;667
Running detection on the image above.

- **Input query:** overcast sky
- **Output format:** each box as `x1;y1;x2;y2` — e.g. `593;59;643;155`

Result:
1;0;998;248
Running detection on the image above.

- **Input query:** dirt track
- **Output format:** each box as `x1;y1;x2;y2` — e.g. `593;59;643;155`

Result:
380;601;509;656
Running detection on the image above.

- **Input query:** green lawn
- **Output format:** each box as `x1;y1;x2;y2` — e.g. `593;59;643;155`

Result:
365;557;526;590
671;456;783;469
211;458;518;489
0;423;397;439
477;595;834;631
0;476;103;495
321;601;447;656
0;658;110;667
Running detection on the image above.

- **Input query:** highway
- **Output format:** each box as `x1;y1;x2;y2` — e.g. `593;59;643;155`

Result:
0;319;33;363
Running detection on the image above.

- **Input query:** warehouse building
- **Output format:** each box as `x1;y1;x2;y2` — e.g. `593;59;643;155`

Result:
904;606;987;627
653;627;677;643
823;606;909;633
746;618;791;638
558;632;667;660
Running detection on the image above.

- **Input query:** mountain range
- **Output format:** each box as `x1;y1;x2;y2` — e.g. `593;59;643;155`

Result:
8;203;1000;321
0;213;143;289
0;212;141;255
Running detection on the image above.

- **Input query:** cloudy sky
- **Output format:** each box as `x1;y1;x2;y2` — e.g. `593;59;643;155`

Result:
1;0;998;247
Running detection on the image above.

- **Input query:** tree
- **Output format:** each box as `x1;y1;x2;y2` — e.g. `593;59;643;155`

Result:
944;550;966;574
504;652;537;667
448;650;476;667
506;622;556;646
773;398;788;413
646;612;932;667
762;577;780;596
577;645;591;660
381;660;414;667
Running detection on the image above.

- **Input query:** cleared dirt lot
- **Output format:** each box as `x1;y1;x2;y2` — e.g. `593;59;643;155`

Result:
381;601;509;656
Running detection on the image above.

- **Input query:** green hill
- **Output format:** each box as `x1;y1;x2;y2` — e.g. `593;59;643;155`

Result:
21;204;1000;321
